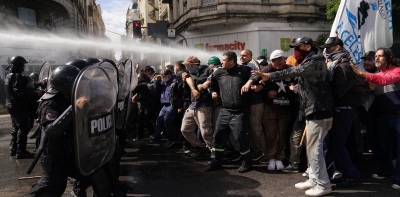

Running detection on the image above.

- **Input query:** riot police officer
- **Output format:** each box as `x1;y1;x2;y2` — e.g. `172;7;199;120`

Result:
30;65;82;196
5;56;43;158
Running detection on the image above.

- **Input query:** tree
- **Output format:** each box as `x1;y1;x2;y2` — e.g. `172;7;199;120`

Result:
326;0;340;23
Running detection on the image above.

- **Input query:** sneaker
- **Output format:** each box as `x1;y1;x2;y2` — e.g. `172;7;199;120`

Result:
238;160;252;173
147;140;160;147
295;179;317;190
305;185;332;196
275;160;284;170
163;140;175;148
189;147;207;159
16;150;34;159
392;180;400;190
335;177;358;188
251;152;263;161
331;170;342;180
175;146;191;154
229;151;241;162
204;160;222;172
282;165;299;173
267;159;276;170
372;172;393;179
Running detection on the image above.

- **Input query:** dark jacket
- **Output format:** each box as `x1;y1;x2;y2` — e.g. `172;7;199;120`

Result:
5;73;39;109
133;81;157;109
329;51;370;107
270;55;334;119
188;65;213;105
262;64;297;112
210;64;251;112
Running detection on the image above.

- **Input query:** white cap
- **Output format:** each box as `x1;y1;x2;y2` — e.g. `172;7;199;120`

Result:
269;50;284;60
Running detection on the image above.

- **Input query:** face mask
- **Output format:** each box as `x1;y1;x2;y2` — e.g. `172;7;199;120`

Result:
323;48;334;59
294;48;310;64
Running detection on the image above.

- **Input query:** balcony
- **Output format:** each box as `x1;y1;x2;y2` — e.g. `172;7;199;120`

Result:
172;1;327;33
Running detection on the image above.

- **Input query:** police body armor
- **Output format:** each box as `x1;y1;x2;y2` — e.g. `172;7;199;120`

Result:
72;62;118;176
4;73;27;108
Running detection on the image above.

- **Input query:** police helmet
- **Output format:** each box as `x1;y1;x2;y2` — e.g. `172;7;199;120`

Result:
208;56;221;65
10;56;28;72
101;58;117;67
66;59;89;70
29;72;39;82
84;58;100;66
49;65;80;95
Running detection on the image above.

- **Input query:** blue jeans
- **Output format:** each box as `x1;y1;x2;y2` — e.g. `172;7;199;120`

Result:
329;108;360;179
155;104;178;141
376;113;400;180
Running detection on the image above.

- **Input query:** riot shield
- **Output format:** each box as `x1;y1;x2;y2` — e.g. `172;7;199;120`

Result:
72;64;117;176
123;59;138;92
115;61;130;130
38;62;51;89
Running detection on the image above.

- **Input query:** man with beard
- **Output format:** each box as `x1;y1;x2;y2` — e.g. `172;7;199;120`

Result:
252;37;334;196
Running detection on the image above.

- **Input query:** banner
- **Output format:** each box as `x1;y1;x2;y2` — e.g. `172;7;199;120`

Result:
330;0;393;63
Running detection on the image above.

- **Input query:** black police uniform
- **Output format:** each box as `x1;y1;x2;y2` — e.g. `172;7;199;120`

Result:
5;70;40;157
29;93;81;196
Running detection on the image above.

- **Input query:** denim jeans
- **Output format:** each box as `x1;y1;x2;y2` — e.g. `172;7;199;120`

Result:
306;117;333;188
376;113;400;180
155;104;178;141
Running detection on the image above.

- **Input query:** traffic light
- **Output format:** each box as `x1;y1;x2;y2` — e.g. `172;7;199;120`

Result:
133;20;142;38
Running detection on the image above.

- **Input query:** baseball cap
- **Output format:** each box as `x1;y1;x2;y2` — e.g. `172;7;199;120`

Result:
270;50;284;60
183;56;200;65
319;37;344;48
144;65;155;72
361;51;376;60
290;37;314;48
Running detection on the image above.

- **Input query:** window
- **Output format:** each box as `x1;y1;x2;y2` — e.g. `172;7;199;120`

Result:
201;0;216;6
18;7;37;27
261;0;269;3
295;0;307;3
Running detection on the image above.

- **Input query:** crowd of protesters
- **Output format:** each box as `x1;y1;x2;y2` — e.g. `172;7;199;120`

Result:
127;36;400;196
5;35;400;197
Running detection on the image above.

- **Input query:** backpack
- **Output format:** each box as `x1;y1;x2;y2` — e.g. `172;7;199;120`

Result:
169;82;183;109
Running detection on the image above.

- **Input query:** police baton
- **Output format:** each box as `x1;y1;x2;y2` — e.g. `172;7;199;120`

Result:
27;105;73;174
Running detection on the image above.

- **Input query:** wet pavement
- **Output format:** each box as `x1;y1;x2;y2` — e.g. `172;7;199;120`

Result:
0;114;400;196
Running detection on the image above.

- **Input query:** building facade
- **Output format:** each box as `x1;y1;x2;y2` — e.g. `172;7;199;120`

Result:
0;0;110;80
163;0;330;60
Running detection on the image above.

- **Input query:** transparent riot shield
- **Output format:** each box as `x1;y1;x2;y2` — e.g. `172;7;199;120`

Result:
38;62;51;89
72;65;117;176
115;61;130;130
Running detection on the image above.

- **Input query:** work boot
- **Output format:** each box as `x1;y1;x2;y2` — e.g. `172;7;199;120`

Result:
238;160;252;173
10;149;16;156
16;150;34;159
204;159;222;172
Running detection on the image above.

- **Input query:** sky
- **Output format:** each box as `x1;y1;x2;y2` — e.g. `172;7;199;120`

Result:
96;0;133;59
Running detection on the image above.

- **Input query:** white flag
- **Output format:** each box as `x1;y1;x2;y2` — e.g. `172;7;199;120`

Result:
330;0;393;63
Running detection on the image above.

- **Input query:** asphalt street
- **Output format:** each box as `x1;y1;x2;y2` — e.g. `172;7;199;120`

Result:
0;113;399;197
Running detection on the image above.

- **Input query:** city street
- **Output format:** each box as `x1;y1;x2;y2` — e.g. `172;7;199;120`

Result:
0;113;399;197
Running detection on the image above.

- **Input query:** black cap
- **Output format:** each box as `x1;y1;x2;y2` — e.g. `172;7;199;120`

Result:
319;37;344;49
162;69;172;76
144;65;155;72
361;51;376;60
290;37;314;48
